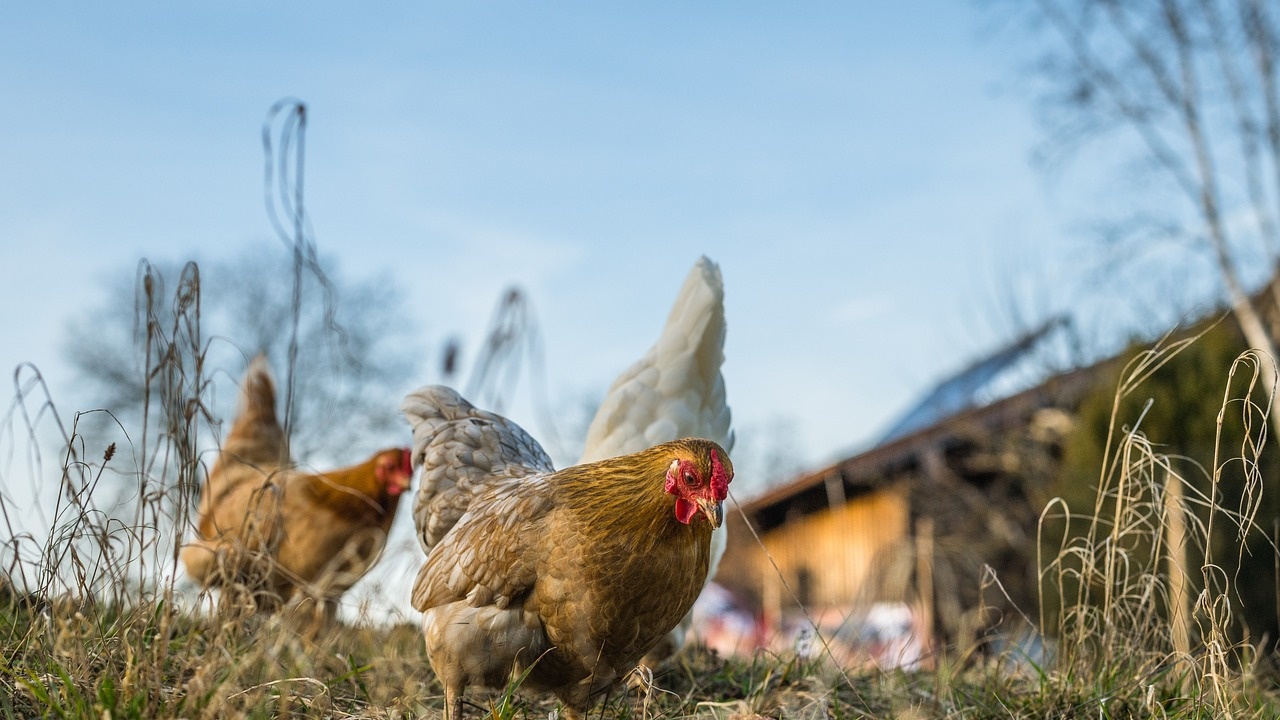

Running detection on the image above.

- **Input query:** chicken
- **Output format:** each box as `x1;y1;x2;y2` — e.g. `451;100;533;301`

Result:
402;386;733;720
580;255;733;664
180;355;412;619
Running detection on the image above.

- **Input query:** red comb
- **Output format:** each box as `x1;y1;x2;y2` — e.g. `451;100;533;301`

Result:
709;450;730;499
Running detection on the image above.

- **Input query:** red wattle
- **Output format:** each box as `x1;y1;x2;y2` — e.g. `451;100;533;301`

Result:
675;497;697;524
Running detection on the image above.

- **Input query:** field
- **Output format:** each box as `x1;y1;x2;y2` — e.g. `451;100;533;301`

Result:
6;305;1280;719
8;583;1276;720
7;548;1280;720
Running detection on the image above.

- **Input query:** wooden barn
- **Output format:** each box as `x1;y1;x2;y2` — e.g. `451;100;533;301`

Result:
714;320;1109;657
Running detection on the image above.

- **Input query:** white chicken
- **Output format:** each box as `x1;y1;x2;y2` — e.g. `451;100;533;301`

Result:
579;255;734;664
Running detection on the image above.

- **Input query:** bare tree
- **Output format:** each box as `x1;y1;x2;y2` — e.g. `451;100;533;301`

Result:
1005;0;1280;420
64;247;421;475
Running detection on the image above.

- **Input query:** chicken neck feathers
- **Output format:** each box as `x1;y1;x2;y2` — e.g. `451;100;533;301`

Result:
291;455;402;521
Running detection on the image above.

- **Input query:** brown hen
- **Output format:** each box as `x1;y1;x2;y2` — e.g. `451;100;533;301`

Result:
402;385;733;720
181;355;412;620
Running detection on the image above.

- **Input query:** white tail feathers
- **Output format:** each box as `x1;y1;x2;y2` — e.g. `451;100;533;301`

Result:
581;256;733;463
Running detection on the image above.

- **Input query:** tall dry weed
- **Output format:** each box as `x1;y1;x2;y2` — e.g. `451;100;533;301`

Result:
1036;331;1278;717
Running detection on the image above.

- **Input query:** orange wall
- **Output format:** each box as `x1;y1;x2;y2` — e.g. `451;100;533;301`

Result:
757;485;910;626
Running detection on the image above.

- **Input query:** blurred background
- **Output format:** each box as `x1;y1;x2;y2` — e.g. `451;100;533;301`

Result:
4;0;1279;664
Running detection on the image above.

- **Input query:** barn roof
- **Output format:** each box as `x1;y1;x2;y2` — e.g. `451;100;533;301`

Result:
739;325;1106;533
877;316;1070;444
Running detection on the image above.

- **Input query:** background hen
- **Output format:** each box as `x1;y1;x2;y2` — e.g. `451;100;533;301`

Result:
580;255;734;664
181;355;412;620
403;385;732;720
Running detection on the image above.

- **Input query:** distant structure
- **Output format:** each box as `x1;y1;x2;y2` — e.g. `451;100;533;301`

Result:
714;318;1107;662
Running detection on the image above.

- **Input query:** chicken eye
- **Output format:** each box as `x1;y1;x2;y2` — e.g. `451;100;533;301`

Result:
684;472;701;487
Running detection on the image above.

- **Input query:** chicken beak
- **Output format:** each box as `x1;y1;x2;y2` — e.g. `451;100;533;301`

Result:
697;498;724;529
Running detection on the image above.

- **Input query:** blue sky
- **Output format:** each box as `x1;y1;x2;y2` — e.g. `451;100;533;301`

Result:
2;2;1098;492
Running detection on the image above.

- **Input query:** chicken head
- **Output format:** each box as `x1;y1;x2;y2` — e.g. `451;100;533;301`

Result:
664;445;732;529
375;448;414;498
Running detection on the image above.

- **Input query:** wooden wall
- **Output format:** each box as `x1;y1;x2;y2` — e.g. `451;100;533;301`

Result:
752;484;910;629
